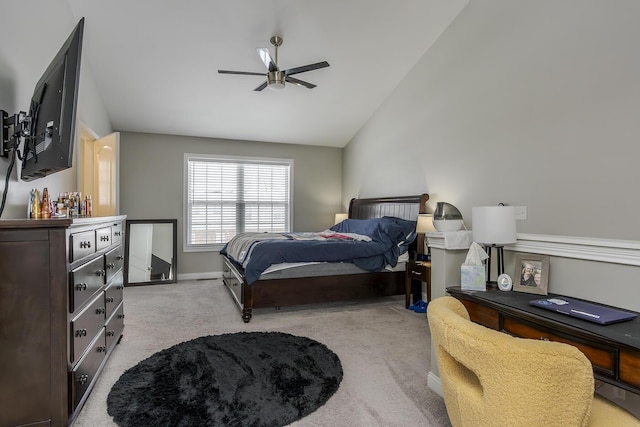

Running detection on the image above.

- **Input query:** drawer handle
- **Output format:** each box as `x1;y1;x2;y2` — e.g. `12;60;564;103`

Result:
80;241;91;249
106;330;115;337
96;307;106;315
411;270;421;275
117;313;125;319
106;297;115;303
116;255;124;260
114;231;121;237
540;337;549;341
116;285;124;290
77;374;90;385
97;345;107;353
106;263;116;270
100;236;110;242
75;328;87;337
95;269;106;277
75;282;88;291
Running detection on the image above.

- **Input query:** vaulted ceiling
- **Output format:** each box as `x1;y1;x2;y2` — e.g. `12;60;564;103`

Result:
66;0;467;147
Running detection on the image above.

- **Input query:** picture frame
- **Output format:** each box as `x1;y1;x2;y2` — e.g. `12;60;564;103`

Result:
513;253;549;295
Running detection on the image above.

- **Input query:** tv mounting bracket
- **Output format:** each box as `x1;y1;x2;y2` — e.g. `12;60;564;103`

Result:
1;110;31;158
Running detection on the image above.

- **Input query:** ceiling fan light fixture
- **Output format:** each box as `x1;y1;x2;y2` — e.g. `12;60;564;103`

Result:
219;36;329;92
267;71;286;90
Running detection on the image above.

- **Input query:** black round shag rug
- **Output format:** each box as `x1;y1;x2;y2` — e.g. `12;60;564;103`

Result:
107;332;343;427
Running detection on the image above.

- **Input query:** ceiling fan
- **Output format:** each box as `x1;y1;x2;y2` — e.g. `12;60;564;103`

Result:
218;36;329;91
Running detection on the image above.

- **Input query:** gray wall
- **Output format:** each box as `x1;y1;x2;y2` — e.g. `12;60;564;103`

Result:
344;0;640;240
343;1;640;309
119;132;342;277
0;0;112;219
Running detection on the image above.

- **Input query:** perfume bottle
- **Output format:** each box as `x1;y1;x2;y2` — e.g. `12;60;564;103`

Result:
41;188;51;218
32;189;41;219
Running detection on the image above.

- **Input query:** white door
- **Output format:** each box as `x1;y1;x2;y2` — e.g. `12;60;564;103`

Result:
128;223;153;282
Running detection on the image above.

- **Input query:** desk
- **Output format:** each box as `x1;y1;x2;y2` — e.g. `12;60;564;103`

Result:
447;286;640;394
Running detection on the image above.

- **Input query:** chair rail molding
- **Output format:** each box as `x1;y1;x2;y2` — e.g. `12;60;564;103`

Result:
427;232;640;267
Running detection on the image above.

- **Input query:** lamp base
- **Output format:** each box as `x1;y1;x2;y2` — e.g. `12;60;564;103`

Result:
484;245;505;285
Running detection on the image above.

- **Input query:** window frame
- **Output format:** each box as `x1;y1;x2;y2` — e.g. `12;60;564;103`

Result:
183;153;293;252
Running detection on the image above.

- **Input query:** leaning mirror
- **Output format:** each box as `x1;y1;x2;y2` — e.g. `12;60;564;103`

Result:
125;219;177;286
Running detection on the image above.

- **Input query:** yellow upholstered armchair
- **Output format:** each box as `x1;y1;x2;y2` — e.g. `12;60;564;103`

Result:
427;296;639;427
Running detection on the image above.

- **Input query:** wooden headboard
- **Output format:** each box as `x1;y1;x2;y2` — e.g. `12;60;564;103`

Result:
348;194;429;256
348;194;429;220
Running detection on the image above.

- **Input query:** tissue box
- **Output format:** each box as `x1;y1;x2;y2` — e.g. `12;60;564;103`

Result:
461;264;486;291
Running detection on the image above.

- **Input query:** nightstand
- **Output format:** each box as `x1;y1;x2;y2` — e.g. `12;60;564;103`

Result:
405;261;431;308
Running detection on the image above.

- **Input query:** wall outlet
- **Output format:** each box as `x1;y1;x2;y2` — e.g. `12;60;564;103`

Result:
514;206;527;220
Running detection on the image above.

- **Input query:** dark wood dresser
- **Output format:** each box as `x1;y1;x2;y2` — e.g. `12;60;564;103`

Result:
0;215;126;426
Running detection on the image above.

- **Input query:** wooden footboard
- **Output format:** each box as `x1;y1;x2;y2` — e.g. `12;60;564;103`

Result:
222;256;404;323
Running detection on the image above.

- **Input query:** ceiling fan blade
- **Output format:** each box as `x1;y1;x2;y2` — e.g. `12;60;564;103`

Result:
253;81;268;91
285;76;316;89
284;61;329;76
257;48;278;72
218;70;265;76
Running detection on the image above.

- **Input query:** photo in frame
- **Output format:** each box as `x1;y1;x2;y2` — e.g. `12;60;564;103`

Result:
513;253;549;295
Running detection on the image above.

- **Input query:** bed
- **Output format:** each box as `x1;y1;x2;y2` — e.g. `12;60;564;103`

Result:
221;194;429;322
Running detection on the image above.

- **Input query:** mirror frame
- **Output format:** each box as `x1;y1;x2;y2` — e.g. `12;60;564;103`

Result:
124;219;178;286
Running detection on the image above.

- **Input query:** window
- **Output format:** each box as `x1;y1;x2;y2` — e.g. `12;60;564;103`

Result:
184;154;292;251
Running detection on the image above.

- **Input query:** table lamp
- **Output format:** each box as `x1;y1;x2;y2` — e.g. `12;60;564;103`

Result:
432;202;464;232
472;205;517;285
334;213;348;225
416;214;437;261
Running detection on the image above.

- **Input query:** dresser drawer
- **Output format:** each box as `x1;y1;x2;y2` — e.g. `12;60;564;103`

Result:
104;275;124;321
503;316;616;378
70;293;106;364
69;230;95;262
111;222;123;245
105;245;124;282
106;301;125;353
69;256;106;313
70;328;107;412
95;226;113;251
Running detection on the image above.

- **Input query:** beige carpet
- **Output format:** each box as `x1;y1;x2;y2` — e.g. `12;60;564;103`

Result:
73;279;451;426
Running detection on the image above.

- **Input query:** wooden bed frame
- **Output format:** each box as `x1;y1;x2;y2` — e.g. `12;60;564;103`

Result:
222;194;429;322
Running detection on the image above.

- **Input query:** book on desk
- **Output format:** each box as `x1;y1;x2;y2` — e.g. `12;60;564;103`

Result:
530;297;637;325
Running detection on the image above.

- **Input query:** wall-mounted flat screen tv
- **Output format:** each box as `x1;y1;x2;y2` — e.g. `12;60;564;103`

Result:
21;18;84;181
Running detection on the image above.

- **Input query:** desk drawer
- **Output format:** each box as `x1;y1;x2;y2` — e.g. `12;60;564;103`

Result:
620;350;640;388
503;316;616;378
461;299;500;330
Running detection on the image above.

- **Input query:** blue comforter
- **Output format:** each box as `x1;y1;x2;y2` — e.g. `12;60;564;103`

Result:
220;216;416;284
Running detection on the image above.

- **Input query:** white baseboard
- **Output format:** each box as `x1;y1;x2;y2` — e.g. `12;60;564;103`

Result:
428;372;443;398
177;271;223;281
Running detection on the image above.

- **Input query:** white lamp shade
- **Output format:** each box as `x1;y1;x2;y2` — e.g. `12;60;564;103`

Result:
472;206;517;245
417;214;437;234
334;213;349;224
